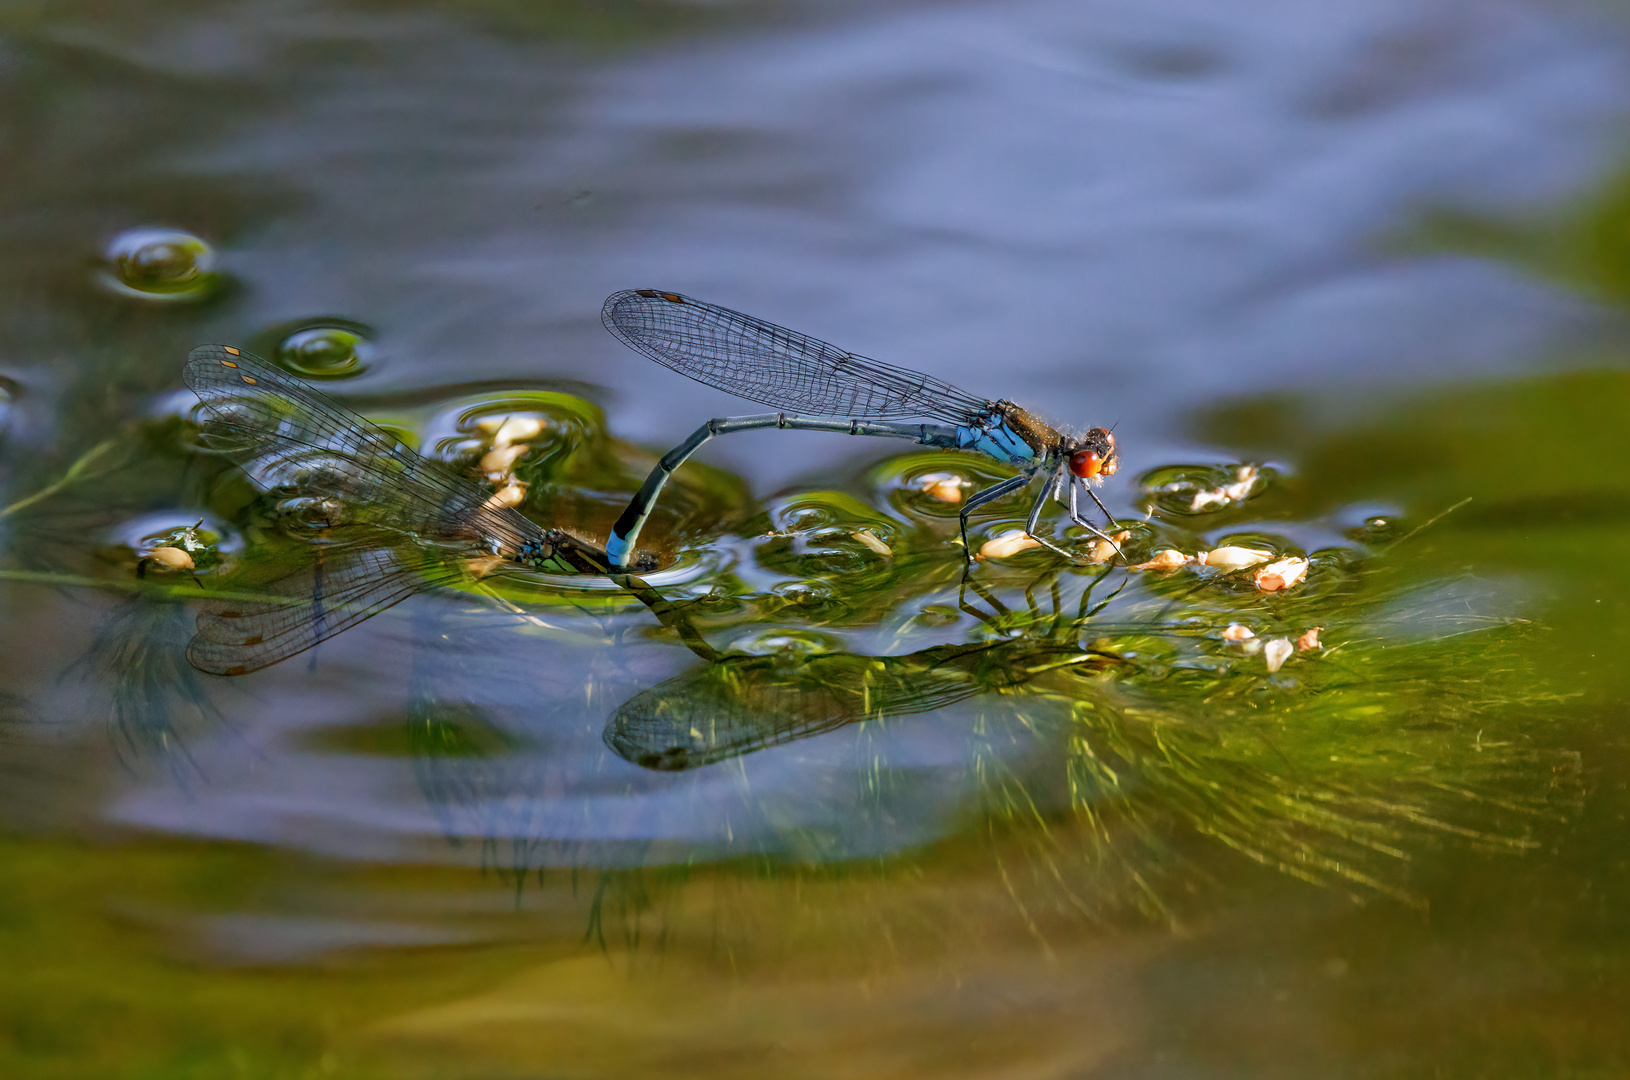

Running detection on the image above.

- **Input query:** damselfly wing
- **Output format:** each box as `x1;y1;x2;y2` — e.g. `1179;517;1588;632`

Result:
183;345;610;675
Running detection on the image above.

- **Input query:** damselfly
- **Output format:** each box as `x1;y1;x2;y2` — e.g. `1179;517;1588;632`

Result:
600;289;1120;569
183;345;611;675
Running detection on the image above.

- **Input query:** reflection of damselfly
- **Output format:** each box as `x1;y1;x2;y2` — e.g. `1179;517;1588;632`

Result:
601;289;1121;569
609;569;1127;770
183;344;610;675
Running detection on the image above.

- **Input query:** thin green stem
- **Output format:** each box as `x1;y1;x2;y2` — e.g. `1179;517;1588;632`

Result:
0;568;302;606
0;439;119;519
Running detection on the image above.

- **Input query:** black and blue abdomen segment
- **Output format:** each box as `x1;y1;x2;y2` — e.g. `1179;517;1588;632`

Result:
955;417;1041;466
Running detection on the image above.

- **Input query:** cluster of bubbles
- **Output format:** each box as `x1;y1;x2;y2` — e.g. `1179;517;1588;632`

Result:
101;227;373;377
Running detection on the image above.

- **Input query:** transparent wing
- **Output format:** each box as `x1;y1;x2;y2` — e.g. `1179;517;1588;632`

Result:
601;289;997;425
182;347;618;675
186;537;468;676
184;345;540;554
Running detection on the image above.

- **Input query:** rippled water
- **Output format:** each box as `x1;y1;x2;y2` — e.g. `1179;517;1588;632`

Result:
4;1;1630;1077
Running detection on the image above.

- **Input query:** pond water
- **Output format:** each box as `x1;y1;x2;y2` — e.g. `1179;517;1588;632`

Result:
4;1;1630;1076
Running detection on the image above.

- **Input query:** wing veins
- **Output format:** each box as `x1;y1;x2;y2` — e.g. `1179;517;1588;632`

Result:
185;345;542;552
601;290;996;425
186;542;472;675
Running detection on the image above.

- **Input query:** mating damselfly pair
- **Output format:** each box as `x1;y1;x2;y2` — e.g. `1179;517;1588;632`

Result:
182;291;1120;674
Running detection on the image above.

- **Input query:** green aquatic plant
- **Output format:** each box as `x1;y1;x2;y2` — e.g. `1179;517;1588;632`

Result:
9;345;1586;932
402;475;1573;927
606;555;1564;914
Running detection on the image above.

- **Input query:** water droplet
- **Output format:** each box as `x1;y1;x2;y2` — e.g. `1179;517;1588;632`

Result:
277;325;373;378
728;628;844;658
777;505;833;532
1354;515;1397;543
770;579;839;612
275;495;350;538
914;604;961;627
99;228;221;301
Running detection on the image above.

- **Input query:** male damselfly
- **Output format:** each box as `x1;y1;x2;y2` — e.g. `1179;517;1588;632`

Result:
600;289;1120;569
183;344;611;675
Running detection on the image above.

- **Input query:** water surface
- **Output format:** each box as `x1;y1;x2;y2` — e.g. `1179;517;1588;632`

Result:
3;0;1630;1076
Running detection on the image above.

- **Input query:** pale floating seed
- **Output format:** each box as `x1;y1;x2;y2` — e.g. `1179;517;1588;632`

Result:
852;529;892;557
480;444;527;474
1190;464;1261;512
1221;623;1256;642
466;554;507;577
1089;529;1131;564
1264;637;1294;672
919;474;966;504
1296;626;1323;651
1133;548;1191;571
483;484;527;510
979;530;1043;560
492;416;545;446
1255;556;1310;592
143;546;194;570
1201;545;1273;571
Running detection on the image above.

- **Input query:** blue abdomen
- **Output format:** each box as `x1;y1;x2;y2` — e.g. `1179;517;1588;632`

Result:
955;418;1038;465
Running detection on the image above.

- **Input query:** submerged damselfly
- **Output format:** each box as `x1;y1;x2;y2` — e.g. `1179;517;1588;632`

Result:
600;289;1120;569
182;344;611;675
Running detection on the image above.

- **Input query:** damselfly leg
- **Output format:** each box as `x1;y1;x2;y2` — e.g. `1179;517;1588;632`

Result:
956;465;1124;568
1065;470;1127;560
1019;473;1081;562
955;472;1033;558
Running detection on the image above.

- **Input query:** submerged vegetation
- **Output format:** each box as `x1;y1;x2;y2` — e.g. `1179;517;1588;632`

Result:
1;354;1588;920
0;282;1620;1078
0;295;1620;1080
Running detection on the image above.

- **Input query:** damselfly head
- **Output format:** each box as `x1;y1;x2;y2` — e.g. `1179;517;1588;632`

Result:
1067;427;1117;480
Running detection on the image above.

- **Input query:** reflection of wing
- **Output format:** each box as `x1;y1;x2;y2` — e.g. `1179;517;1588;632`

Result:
606;652;987;771
184;344;540;554
187;541;466;676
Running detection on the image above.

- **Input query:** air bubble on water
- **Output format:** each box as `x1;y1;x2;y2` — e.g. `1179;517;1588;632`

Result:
277;325;373;378
727;628;844;658
99;227;221;301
